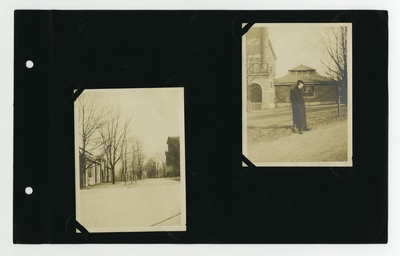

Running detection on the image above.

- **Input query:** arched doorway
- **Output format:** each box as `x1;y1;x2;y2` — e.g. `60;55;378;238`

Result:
248;83;262;111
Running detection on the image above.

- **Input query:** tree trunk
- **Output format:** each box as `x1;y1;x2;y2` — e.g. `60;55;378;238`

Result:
111;165;115;184
124;156;127;185
335;83;341;117
124;168;127;185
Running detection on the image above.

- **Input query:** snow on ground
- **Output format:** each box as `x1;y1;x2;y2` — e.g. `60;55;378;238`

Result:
79;178;182;232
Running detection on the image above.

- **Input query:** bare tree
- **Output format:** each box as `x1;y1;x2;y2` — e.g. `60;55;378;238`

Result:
118;132;135;186
129;139;137;183
316;26;348;105
154;159;159;178
144;158;157;178
135;140;145;180
156;151;167;178
98;109;132;184
128;139;145;181
77;94;106;188
121;139;129;185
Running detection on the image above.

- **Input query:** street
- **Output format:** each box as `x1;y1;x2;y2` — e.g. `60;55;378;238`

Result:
79;178;183;232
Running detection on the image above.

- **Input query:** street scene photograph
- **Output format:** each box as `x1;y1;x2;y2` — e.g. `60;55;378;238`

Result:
74;88;186;232
242;23;352;166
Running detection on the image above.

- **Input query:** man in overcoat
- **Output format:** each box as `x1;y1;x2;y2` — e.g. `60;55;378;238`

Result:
290;80;311;134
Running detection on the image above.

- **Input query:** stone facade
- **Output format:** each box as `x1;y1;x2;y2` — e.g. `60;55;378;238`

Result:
246;27;277;110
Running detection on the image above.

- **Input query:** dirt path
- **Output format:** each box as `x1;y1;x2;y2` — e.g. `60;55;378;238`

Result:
247;121;349;164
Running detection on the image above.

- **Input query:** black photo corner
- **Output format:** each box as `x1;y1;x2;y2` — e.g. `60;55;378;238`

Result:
14;10;388;243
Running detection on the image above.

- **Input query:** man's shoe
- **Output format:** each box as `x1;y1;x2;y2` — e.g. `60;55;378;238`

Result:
304;127;312;131
298;130;303;134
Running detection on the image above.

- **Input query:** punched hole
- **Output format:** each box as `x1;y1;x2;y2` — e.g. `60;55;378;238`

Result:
26;60;34;69
25;187;33;195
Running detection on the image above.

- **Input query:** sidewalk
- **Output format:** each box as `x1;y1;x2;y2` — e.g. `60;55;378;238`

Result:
83;181;131;190
83;177;180;190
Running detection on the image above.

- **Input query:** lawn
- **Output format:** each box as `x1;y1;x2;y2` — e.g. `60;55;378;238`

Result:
247;104;348;145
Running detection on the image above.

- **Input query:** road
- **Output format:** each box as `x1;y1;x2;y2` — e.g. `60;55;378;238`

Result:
247;121;349;164
79;178;183;232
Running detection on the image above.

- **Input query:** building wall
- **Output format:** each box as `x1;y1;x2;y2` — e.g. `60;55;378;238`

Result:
85;161;103;186
95;164;101;183
248;78;275;110
246;27;276;110
311;85;337;103
166;137;180;176
246;28;276;74
275;85;337;108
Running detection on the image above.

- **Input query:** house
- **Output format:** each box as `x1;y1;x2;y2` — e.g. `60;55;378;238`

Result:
165;136;180;177
246;27;277;111
79;148;107;188
274;64;337;108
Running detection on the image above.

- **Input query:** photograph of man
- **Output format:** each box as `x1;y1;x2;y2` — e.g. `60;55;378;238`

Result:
290;80;312;134
243;23;352;166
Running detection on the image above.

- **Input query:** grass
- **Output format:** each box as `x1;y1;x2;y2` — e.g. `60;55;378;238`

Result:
247;104;348;144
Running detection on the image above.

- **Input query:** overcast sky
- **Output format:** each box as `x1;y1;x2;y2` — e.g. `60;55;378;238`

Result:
77;88;184;161
258;23;350;78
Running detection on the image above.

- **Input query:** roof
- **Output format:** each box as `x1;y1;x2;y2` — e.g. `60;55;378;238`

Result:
167;136;180;144
288;64;315;71
274;64;335;85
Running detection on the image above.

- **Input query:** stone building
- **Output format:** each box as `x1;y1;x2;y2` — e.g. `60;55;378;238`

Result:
274;64;337;108
246;27;277;111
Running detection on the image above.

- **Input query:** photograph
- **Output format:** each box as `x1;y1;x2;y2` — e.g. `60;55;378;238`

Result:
242;23;353;166
74;88;186;232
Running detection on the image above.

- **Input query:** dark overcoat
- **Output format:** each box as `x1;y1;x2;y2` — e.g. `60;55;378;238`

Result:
290;86;307;130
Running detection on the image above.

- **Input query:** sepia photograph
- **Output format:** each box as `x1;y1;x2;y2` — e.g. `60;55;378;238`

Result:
242;23;352;166
74;88;186;232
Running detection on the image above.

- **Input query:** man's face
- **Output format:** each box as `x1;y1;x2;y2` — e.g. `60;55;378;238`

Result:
298;83;304;89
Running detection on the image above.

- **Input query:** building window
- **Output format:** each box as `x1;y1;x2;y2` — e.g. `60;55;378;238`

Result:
303;86;315;98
